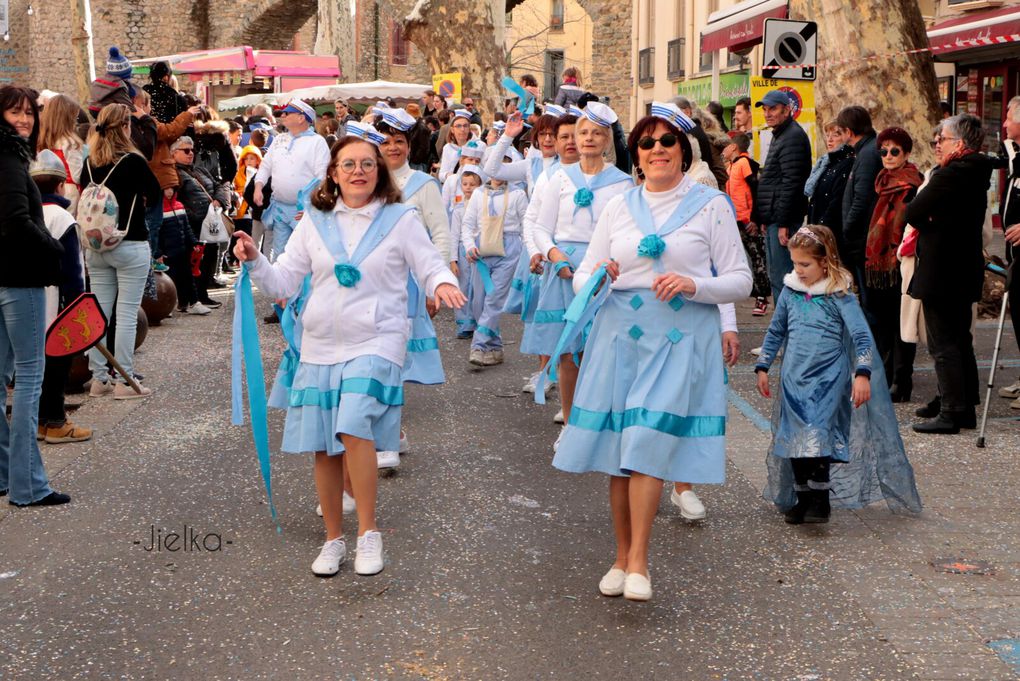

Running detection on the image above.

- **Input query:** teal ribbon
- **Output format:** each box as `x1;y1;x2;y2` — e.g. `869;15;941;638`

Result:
476;259;495;295
570;406;726;437
231;267;280;532
535;263;610;405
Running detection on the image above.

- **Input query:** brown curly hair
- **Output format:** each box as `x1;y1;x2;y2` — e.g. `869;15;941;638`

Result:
310;136;402;211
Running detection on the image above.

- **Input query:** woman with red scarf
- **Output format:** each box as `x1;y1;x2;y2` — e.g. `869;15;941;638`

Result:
863;127;923;402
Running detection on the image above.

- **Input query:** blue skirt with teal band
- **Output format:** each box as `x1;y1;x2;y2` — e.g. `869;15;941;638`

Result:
520;240;588;356
402;273;446;385
552;289;728;483
267;355;404;456
503;249;531;315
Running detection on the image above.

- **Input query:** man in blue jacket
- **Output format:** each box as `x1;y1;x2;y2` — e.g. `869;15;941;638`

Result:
755;90;812;301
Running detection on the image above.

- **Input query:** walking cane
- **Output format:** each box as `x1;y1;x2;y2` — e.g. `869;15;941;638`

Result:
977;262;1010;448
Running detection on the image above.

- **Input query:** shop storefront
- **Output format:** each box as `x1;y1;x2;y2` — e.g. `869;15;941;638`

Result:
676;72;750;127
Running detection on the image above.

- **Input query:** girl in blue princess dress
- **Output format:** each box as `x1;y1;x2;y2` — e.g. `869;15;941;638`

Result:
755;225;921;524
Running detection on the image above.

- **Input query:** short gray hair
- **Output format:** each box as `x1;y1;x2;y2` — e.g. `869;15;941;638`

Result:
671;95;694;114
1009;95;1020;123
943;114;984;151
170;136;194;152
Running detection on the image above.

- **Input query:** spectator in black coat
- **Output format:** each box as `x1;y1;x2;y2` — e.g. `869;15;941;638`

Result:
838;105;881;285
905;114;992;434
754;89;812;301
143;61;187;125
807;121;855;241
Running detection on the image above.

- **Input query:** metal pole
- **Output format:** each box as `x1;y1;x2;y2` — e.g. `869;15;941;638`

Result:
977;291;1010;448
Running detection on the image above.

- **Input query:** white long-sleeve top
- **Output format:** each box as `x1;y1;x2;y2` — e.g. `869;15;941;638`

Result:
391;162;453;262
460;186;529;253
521;170;553;258
253;130;330;205
575;177;752;320
481;134;557;195
449;202;467;256
247;198;458;367
532;163;633;256
439;143;462;183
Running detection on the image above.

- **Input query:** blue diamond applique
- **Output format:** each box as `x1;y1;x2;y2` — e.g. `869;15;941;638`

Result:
628;325;644;340
563;245;576;256
629;294;644;310
667;328;683;344
668;296;685;311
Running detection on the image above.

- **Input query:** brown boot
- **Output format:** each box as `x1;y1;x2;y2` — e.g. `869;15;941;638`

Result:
43;421;94;444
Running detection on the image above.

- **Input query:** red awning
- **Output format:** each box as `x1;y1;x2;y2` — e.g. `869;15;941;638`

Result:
701;0;788;54
928;5;1020;56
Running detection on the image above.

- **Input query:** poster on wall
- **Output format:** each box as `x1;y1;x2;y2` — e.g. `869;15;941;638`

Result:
750;76;816;167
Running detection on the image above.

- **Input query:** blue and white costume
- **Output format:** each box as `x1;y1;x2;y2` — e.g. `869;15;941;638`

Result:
252;100;330;260
438;109;475;183
552;177;753;482
755;272;923;513
461;183;529;352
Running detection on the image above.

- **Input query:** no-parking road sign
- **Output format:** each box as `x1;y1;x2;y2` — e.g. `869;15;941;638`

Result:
762;19;817;81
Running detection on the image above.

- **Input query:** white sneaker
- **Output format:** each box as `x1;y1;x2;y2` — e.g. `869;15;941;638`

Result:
469;349;485;366
623;572;652;601
554;409;565;424
316;492;356;517
398;432;409;454
670;489;707;520
377;450;399;469
355;530;384;575
311;538;346;576
522;372;540;393
999;379;1020;399
554;426;565;452
187;302;212;315
481;350;504;365
750;346;762;357
88;380;114;397
599;567;626;597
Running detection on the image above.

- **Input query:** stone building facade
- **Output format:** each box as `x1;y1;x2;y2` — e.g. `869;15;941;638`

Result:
352;0;431;85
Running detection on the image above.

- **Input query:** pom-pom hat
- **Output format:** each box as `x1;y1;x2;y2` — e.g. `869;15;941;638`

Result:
106;47;133;80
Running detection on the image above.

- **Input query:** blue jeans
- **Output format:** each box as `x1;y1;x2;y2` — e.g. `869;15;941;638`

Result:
764;224;794;302
86;241;151;383
0;287;54;503
144;201;162;256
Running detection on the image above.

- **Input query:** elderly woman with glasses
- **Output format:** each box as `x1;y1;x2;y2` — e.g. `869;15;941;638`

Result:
233;123;466;579
905;113;994;434
551;102;752;602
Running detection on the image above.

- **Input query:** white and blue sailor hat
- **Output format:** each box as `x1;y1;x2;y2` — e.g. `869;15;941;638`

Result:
372;105;416;132
649;101;695;133
580;101;618;128
452;109;473;121
344;121;387;146
460;140;487;159
543;103;567;118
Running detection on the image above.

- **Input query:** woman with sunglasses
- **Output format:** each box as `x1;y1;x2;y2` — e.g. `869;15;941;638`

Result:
552;102;752;601
530;102;633;428
233;122;466;578
863;128;923;403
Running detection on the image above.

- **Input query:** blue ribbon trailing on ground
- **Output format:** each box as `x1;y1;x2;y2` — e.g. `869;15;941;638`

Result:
231;266;281;532
535;263;610;404
475;259;495;295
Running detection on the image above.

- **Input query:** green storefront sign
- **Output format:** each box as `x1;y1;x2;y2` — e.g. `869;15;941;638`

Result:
676;72;750;108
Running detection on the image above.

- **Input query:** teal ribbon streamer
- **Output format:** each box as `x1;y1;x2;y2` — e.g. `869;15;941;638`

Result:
501;76;535;116
231;267;280;532
535;263;610;405
476;259;495;294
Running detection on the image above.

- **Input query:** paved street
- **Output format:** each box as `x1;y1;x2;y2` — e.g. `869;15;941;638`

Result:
2;279;1020;680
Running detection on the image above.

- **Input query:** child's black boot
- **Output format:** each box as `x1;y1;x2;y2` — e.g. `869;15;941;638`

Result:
783;491;810;524
802;489;831;524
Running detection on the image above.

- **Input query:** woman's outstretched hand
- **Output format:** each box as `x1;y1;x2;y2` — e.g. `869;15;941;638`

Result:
434;283;467;309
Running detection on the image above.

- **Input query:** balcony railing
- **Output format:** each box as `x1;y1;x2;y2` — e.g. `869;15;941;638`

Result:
638;47;654;86
667;38;684;81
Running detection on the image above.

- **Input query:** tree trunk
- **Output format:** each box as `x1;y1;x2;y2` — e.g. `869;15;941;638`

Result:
403;0;505;121
68;0;94;109
789;0;939;167
315;0;356;81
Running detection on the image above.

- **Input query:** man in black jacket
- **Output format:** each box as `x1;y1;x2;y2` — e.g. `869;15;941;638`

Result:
905;114;991;434
755;90;812;301
998;102;1020;409
838;106;881;287
673;96;728;187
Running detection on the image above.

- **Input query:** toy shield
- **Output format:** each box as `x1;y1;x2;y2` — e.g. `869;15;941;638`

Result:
45;293;108;358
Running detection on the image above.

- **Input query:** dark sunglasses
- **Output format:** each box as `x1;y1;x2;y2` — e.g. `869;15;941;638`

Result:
637;133;679;150
879;147;902;157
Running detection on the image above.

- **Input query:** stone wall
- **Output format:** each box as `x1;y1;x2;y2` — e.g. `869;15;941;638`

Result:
353;0;431;85
586;0;632;128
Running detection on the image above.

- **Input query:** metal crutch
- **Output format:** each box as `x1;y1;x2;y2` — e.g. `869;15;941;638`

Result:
977;263;1010;448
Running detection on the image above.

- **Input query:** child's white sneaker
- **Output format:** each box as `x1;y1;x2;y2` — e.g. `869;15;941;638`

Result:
377;450;399;469
355;530;384;575
315;492;355;517
311;538;346;576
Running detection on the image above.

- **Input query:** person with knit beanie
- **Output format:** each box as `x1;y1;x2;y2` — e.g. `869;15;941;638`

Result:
88;47;136;114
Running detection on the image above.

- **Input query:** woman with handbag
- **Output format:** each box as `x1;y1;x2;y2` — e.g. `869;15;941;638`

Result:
0;85;70;506
172;135;232;313
79;104;162;400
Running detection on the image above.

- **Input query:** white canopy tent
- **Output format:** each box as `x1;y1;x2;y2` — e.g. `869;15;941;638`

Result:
217;80;432;111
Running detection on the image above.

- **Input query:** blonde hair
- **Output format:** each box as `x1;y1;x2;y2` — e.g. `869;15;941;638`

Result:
134;90;151;107
787;224;854;295
38;94;84;152
85;104;141;167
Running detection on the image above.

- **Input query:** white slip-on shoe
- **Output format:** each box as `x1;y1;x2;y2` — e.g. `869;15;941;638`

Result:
522;372;540;393
398;432;409;454
599;568;626;597
750;346;762;357
469;349;486;366
377;450;399;470
999;379;1020;399
316;492;355;517
623;572;652;601
311;538;346;577
355;530;384;575
553;426;565;452
554;409;565;424
671;489;707;520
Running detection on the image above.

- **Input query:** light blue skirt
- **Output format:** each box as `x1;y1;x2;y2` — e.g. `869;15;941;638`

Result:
520;240;588;357
552;289;728;483
503;249;531;315
267;355;403;456
402;273;445;385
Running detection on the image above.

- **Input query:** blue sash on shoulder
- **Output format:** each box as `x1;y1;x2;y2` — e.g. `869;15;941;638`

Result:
308;203;415;278
562;163;632;220
623;183;723;273
402;170;438;201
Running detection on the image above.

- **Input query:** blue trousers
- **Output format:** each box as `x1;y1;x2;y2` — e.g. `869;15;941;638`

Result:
455;245;477;335
469;234;523;351
263;200;299;262
86;241;151;384
765;224;794;302
0;287;54;503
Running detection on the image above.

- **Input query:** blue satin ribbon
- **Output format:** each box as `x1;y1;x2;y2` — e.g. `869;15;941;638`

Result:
476;259;495;294
501;76;535;116
623;183;723;273
231;267;281;532
520;272;537;320
535;263;610;404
